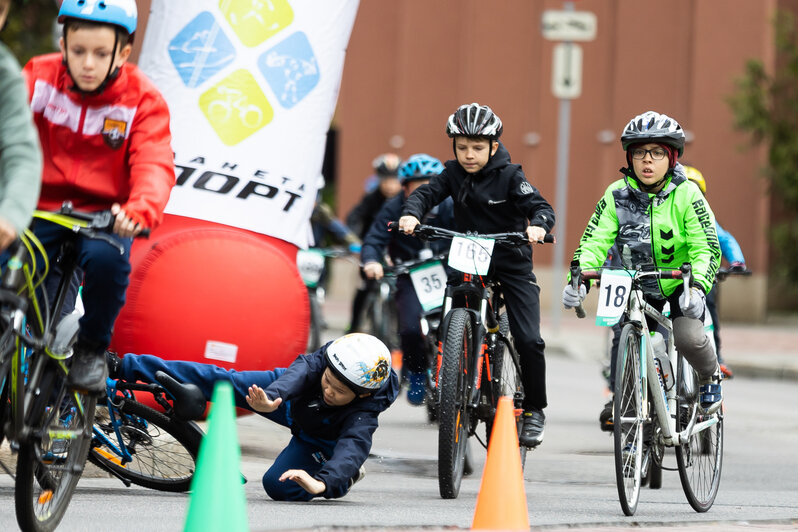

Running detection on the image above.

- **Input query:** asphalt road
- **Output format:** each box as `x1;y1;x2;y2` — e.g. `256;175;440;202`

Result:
1;352;797;531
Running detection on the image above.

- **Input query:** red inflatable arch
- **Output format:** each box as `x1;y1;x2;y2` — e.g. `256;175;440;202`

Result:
110;214;309;377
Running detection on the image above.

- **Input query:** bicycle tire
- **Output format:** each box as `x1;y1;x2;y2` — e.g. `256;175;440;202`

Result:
424;336;439;423
15;361;96;532
613;323;644;516
675;358;723;512
437;308;472;499
89;398;203;492
306;291;322;352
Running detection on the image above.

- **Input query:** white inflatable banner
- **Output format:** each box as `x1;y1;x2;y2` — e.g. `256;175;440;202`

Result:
137;0;359;247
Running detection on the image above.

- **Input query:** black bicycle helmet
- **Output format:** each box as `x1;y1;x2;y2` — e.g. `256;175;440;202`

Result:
620;111;685;156
446;103;503;140
371;153;401;177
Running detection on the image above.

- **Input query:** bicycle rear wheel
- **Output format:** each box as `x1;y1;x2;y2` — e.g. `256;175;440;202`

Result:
613;323;644;516
89;398;203;492
675;360;723;512
15;362;96;532
437;308;472;499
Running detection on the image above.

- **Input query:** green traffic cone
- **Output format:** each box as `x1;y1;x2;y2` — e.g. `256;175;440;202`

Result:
184;381;249;532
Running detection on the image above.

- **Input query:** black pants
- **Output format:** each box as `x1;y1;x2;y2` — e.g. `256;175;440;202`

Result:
493;268;547;411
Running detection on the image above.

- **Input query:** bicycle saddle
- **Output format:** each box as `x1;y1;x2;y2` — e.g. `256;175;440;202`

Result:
154;370;208;421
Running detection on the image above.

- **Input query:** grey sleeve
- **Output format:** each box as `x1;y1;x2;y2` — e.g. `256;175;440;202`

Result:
0;45;42;235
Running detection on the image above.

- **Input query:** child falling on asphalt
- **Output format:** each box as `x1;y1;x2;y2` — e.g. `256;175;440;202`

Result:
108;333;399;501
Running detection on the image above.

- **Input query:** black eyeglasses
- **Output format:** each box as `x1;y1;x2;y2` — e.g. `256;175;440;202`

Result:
631;148;667;160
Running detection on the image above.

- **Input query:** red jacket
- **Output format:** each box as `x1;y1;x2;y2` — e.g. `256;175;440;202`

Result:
23;53;174;228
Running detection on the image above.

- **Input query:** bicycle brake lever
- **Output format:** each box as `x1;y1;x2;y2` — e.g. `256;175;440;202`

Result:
570;260;586;319
83;230;125;255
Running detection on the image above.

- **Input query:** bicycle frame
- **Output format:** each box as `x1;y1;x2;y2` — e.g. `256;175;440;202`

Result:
582;266;720;447
623;282;719;447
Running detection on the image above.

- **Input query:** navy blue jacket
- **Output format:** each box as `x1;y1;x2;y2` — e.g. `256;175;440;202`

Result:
264;346;399;498
361;193;454;265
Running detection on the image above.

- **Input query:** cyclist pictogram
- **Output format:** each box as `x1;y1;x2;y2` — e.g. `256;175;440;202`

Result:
169;11;236;88
258;31;319;108
199;69;274;146
220;0;294;47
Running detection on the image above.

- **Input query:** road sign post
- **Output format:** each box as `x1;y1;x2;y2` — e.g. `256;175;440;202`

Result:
542;3;596;330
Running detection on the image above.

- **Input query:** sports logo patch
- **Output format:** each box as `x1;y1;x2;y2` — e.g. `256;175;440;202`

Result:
102;118;127;149
519;181;536;195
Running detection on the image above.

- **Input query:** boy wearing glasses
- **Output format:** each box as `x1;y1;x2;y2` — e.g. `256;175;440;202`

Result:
562;111;723;415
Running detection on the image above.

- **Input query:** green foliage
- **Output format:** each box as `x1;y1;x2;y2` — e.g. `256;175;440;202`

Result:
1;0;59;64
728;10;798;309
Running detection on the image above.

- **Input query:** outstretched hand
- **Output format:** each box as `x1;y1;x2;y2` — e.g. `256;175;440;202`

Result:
279;469;326;495
245;384;282;413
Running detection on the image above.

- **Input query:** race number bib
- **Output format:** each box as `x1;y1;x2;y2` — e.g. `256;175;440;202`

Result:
409;261;447;311
296;249;325;287
595;270;633;326
447;236;495;276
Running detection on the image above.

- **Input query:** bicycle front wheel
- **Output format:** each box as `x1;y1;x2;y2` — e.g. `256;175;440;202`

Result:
675;360;723;512
15;363;96;532
89;398;203;492
613;323;644;516
437;308;472;499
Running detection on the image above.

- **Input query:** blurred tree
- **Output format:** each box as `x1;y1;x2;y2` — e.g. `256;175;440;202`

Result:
1;0;58;64
728;10;798;310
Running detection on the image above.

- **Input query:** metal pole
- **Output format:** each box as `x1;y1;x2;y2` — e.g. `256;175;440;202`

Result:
550;1;574;331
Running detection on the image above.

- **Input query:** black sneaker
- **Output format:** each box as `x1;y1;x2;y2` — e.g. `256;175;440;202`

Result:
68;347;108;394
106;350;122;379
599;398;613;432
519;408;545;447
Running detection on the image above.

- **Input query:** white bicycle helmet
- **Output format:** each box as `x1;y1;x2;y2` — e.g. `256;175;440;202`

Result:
325;333;391;394
620;111;685;156
446;103;503;140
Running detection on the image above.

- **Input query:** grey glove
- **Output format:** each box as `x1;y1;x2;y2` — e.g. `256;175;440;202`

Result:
679;286;706;319
562;283;586;309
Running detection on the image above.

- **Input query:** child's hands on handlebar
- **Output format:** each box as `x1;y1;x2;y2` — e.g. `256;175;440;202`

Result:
526;225;549;245
398;215;420;234
362;261;384;280
111;203;147;238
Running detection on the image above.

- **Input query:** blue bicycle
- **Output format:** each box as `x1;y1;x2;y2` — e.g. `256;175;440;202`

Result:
89;368;206;492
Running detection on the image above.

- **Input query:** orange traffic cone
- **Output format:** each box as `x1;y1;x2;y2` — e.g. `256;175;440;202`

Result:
471;396;529;530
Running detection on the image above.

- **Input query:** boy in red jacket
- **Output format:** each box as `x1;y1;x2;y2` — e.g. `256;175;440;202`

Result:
23;0;174;392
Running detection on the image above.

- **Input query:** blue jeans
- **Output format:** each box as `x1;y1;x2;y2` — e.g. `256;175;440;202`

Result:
121;354;336;501
32;219;132;348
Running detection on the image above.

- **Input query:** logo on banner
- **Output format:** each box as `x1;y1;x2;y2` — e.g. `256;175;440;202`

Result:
167;1;321;146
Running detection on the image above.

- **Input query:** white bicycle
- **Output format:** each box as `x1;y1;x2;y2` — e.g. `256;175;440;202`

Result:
572;262;723;516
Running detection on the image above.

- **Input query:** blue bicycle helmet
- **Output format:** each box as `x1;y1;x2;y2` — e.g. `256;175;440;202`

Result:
58;0;138;34
398;154;444;184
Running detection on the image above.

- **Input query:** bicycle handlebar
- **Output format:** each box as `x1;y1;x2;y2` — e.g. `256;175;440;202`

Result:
387;221;555;246
715;267;752;282
569;263;693;319
34;202;150;255
383;253;448;277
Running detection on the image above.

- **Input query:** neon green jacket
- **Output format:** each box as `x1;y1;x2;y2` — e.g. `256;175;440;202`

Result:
572;164;721;297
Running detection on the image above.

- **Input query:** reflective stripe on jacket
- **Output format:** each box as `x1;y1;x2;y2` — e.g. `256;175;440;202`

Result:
23;53;174;228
